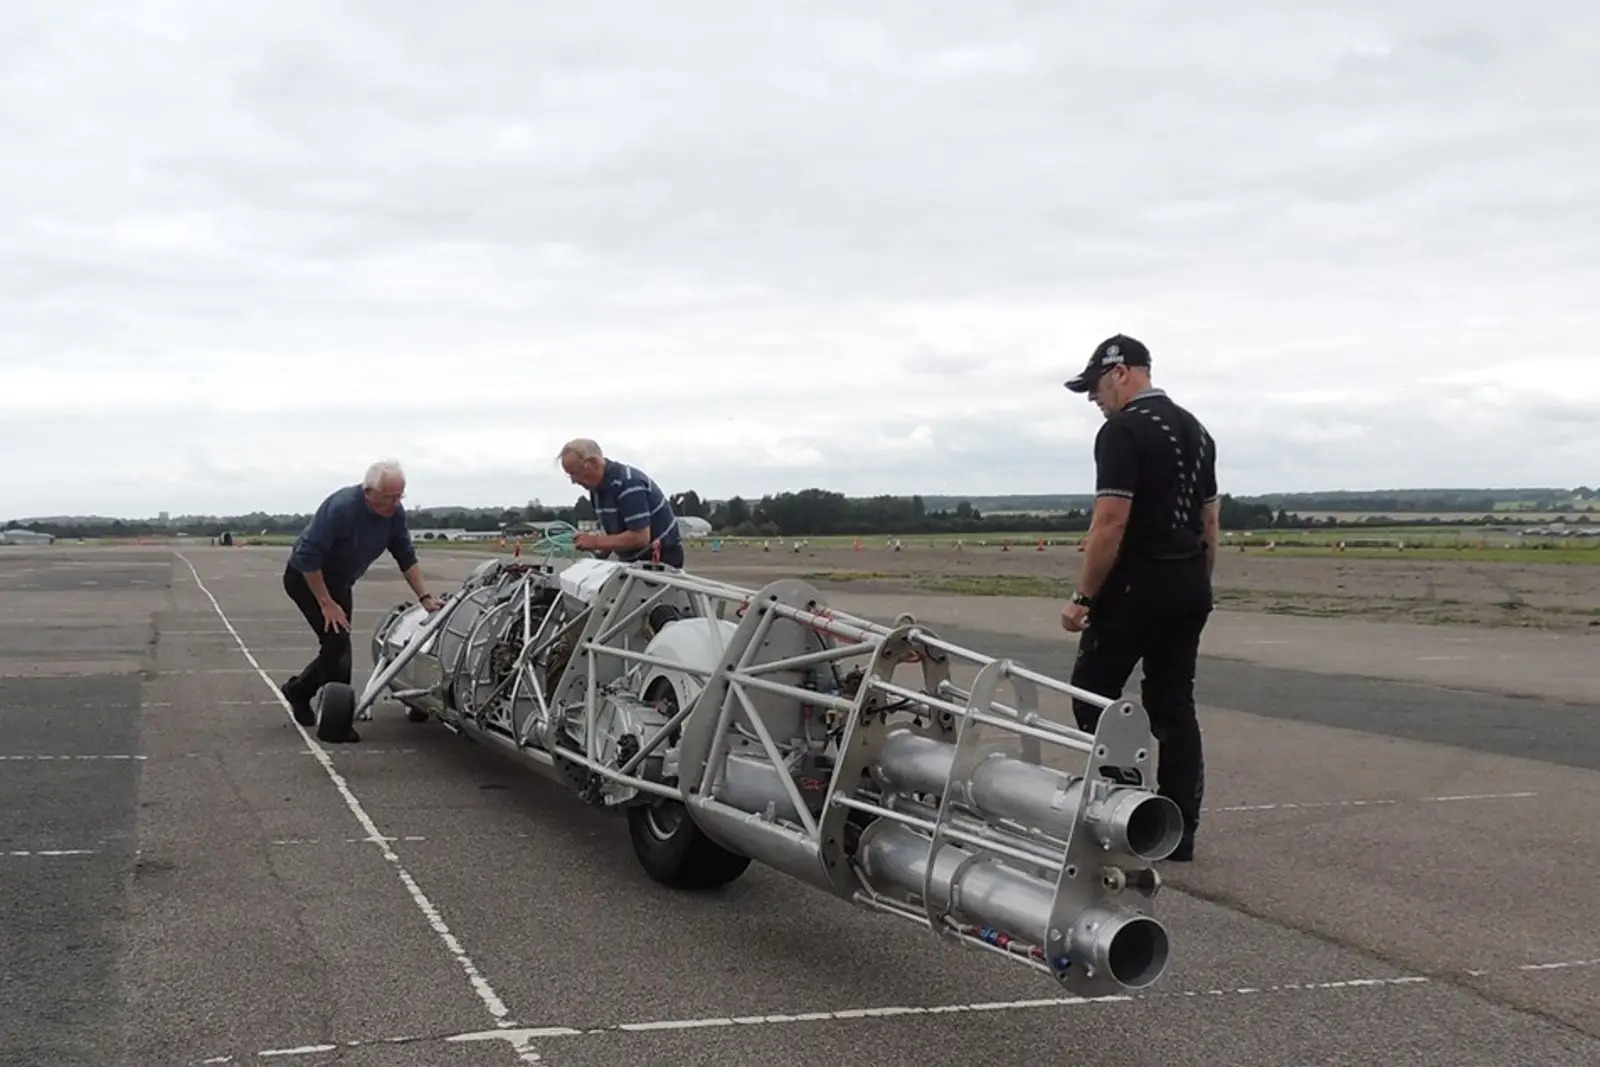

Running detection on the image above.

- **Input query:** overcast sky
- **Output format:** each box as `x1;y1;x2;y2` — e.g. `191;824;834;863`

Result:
3;1;1596;519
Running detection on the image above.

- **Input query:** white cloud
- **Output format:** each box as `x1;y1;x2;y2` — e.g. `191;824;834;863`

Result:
2;0;1597;518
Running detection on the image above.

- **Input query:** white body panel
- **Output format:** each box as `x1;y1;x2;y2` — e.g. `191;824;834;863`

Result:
559;558;626;603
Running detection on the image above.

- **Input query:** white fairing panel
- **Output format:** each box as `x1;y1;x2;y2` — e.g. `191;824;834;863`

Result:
646;617;739;673
642;617;740;706
385;605;436;653
559;558;625;603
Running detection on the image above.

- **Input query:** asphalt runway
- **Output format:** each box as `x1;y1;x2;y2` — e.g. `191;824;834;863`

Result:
3;544;1598;1066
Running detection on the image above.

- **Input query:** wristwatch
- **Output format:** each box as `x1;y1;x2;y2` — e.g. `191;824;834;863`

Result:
1070;590;1095;608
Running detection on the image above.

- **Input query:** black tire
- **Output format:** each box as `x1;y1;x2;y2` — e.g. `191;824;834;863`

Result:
625;800;751;890
315;682;358;743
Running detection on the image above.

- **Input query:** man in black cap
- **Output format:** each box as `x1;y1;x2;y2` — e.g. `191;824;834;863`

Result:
1061;334;1219;861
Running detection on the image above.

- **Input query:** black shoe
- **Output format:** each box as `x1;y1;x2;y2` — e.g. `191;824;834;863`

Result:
280;679;316;727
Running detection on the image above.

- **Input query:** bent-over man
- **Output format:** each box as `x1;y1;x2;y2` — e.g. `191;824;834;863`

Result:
280;459;442;740
558;438;685;567
1060;335;1220;861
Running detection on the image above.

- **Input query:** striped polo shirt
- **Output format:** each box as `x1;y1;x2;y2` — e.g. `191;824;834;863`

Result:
590;459;682;562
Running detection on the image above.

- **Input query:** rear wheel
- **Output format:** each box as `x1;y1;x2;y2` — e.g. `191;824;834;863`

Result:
623;678;750;890
626;798;751;890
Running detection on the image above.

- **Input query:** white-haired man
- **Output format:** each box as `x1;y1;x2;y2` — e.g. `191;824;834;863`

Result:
280;459;442;740
559;438;685;567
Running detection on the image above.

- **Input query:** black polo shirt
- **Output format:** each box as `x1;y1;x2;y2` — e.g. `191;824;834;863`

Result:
1093;387;1217;568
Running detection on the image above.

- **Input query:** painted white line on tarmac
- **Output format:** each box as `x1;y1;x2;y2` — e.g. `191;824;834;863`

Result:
269;836;428;846
165;613;388;623
0;754;147;761
13;749;422;762
175;647;309;655
197;956;1600;1063
175;553;528;1049
5;849;98;857
1467;957;1600;976
162;629;310;636
282;747;420;755
1209;791;1536;814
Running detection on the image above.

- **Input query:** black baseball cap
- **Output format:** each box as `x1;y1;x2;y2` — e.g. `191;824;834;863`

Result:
1065;334;1151;393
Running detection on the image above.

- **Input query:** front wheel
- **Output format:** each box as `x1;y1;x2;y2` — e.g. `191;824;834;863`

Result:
625;799;751;890
314;682;360;743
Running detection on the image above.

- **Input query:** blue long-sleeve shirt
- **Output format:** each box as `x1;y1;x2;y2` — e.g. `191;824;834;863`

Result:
287;484;418;591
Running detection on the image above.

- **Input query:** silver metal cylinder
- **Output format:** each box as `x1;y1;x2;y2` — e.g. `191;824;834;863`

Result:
876;728;1183;861
1088;787;1184;862
1066;905;1170;990
856;819;1055;942
855;820;1170;991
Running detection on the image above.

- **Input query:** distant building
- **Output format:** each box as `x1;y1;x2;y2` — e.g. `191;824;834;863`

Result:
410;527;502;541
0;528;55;545
411;522;579;542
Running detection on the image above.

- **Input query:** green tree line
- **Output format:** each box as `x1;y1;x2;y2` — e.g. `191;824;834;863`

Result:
9;487;1582;543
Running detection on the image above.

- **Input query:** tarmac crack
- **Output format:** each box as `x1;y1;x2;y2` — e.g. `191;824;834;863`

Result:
248;765;342;1044
1168;879;1600;1042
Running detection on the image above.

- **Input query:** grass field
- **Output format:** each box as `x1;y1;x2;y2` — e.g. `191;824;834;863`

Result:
57;525;1600;567
25;522;1600;632
403;526;1599;561
681;538;1600;632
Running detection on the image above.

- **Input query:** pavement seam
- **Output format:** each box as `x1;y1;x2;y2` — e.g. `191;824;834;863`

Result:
1170;878;1600;1045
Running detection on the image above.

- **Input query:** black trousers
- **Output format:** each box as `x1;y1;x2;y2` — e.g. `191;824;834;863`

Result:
282;563;354;699
1069;561;1211;835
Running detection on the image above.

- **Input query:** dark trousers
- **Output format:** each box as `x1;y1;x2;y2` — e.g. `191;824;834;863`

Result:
282;563;354;700
1069;561;1211;836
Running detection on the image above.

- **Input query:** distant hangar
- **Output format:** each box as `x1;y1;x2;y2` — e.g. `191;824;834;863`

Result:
1;528;55;545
